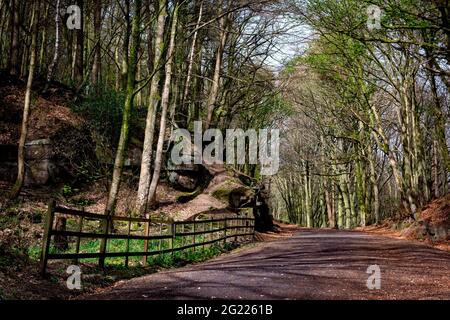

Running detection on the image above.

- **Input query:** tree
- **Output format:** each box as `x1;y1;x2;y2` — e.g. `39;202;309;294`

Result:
44;0;61;91
91;0;102;89
10;0;40;199
205;6;228;129
104;0;143;216
8;0;20;75
135;0;167;216
272;0;449;227
74;0;84;85
147;0;180;205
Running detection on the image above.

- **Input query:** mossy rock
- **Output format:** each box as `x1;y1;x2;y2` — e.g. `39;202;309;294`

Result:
212;179;254;208
177;188;203;203
211;180;241;201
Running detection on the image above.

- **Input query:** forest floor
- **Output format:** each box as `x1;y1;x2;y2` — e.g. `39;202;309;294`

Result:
85;227;450;300
357;225;450;252
357;193;450;252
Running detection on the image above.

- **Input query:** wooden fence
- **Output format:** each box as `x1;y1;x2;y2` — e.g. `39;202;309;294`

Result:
40;200;255;276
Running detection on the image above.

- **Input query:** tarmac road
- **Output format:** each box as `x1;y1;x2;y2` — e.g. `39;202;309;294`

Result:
87;228;450;300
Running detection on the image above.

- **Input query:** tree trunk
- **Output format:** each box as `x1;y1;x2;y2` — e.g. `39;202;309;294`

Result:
356;159;367;227
38;2;49;75
304;161;312;228
367;140;380;223
91;0;101;89
147;2;179;205
44;0;61;90
182;1;203;107
205;12;227;129
121;1;131;89
10;0;38;198
135;0;167;215
105;0;142;216
337;189;344;229
9;0;20;75
320;135;335;228
74;0;84;85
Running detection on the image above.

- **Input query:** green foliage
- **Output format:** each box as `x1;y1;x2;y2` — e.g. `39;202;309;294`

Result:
72;89;127;147
212;187;232;202
62;184;74;197
0;210;35;262
176;188;203;203
70;197;95;207
74;161;104;183
284;56;304;75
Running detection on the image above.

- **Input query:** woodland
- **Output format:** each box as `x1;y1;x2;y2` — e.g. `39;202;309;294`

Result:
0;0;448;300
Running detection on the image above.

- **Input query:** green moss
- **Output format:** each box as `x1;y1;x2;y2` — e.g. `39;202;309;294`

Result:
211;179;244;202
177;188;202;203
212;187;232;202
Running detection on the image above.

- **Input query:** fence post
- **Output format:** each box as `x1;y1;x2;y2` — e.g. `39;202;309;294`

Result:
171;222;176;257
125;220;131;267
252;217;256;241
74;215;84;265
223;218;227;245
40;200;55;277
246;220;250;241
233;215;241;243
209;221;213;247
202;222;205;251
252;198;258;240
143;215;150;265
98;216;110;268
193;222;196;252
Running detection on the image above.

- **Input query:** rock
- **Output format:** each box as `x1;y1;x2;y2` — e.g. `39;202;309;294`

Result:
124;145;142;167
25;159;57;185
169;172;198;191
254;181;275;232
229;187;254;208
402;220;449;242
167;159;211;192
25;139;53;160
402;224;427;240
0;139;62;185
427;224;449;241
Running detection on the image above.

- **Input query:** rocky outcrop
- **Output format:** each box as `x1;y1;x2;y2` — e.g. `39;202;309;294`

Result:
0;139;61;186
0;72;96;186
402;194;450;242
24;139;58;185
156;161;275;232
167;163;205;192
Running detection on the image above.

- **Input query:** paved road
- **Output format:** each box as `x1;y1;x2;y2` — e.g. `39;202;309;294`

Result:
88;229;450;300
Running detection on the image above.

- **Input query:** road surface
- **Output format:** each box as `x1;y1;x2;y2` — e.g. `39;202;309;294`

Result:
87;228;450;300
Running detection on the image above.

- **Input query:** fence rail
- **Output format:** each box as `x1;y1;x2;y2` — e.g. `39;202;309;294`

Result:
40;200;255;276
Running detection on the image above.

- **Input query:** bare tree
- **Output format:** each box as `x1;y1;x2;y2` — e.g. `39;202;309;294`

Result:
10;0;39;198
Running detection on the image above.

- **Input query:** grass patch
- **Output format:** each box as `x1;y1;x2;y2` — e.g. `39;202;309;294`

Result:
28;235;239;269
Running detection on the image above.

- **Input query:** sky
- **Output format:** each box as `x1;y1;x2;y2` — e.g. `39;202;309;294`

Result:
265;18;314;72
